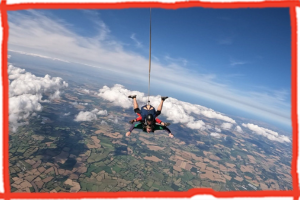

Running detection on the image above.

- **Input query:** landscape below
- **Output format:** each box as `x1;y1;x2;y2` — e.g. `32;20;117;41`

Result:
9;83;292;192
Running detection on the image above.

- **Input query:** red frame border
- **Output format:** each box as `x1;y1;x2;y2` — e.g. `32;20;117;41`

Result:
1;0;299;199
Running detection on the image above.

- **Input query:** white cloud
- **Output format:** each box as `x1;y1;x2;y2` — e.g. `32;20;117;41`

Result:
91;108;98;113
9;94;42;132
221;122;233;130
49;90;61;100
9;64;68;132
200;110;235;123
186;120;206;130
97;84;144;109
9;64;68;97
230;60;247;66
97;84;236;130
215;126;221;132
9;49;70;63
234;125;243;133
97;110;108;115
242;123;290;143
82;89;90;93
130;33;142;48
91;108;108;115
74;111;97;122
64;112;70;116
205;124;213;130
164;55;188;67
74;108;108;122
101;120;107;125
111;117;118;124
211;132;221;138
7;10;291;126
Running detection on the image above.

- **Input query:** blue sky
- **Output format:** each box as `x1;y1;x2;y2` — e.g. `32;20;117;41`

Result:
7;8;292;131
99;8;291;90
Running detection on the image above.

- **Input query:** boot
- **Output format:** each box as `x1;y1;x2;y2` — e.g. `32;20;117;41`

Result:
161;96;168;101
128;95;136;99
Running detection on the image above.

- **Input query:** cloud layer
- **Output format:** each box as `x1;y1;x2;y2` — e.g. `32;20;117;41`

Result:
74;111;97;122
9;64;68;97
221;122;233;130
9;64;68;132
97;84;235;130
234;125;243;133
242;123;290;143
97;84;291;144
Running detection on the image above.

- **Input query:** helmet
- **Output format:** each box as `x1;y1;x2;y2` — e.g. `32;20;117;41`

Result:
146;114;154;122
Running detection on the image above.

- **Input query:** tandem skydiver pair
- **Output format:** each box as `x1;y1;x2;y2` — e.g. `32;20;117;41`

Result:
125;95;174;138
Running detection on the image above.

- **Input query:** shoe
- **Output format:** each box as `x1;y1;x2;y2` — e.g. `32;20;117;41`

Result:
129;120;135;124
163;122;171;126
128;95;136;99
161;96;168;101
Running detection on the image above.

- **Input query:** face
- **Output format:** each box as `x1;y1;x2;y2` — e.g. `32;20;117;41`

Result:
146;127;152;133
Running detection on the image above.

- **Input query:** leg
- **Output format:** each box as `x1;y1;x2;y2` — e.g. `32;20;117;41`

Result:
133;97;139;109
128;95;139;109
156;97;170;126
129;95;141;124
157;96;168;112
157;99;164;112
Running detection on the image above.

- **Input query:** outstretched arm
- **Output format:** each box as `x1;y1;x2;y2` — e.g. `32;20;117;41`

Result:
154;125;174;138
126;124;135;136
155;118;170;126
126;123;143;137
163;126;173;138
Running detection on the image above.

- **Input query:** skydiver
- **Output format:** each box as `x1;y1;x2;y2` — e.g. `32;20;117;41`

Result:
125;123;174;138
128;95;170;126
